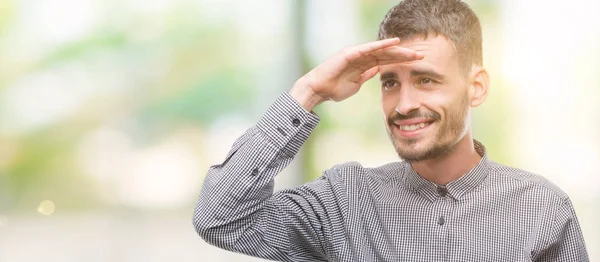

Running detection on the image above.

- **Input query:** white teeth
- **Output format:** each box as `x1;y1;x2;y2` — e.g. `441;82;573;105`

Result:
400;123;428;131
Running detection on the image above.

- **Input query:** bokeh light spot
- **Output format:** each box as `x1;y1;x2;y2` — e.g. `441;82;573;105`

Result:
37;200;55;216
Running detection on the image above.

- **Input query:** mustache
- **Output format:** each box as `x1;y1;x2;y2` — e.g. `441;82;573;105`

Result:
387;110;441;125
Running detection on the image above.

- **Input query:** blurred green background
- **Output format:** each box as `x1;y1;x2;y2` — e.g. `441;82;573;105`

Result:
0;0;598;261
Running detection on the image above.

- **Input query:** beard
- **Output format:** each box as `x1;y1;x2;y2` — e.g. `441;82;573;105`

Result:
386;92;470;162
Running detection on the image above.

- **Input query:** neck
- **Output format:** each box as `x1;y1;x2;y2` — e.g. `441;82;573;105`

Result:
410;133;482;185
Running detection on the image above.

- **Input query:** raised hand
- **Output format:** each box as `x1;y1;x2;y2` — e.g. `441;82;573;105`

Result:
289;38;423;111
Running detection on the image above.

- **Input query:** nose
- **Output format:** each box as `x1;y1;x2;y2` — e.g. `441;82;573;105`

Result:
394;86;421;115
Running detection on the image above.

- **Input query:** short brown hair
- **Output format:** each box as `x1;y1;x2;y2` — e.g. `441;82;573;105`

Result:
378;0;482;72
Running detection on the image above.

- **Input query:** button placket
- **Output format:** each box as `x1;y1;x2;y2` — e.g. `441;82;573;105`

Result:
437;196;451;226
431;196;449;258
431;192;452;260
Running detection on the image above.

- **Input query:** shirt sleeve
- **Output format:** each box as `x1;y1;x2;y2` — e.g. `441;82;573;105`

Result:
534;197;589;262
192;93;344;261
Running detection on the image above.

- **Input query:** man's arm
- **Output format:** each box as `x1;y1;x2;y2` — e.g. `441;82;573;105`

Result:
534;198;589;262
193;92;342;261
193;38;423;260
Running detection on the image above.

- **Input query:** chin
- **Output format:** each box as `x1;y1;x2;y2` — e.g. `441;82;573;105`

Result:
396;149;430;162
394;137;456;162
393;140;429;160
395;134;432;148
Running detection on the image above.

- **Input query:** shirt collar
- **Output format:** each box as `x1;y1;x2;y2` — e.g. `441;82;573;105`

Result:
402;139;490;201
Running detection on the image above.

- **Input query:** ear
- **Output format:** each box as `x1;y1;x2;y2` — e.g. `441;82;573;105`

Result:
468;66;489;107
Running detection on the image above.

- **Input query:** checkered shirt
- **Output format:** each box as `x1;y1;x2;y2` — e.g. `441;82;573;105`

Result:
193;93;589;261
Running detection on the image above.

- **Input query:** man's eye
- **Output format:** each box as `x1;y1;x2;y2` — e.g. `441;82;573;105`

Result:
419;78;435;85
382;80;399;90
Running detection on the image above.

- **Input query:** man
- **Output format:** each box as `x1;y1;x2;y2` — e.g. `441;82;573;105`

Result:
193;0;589;261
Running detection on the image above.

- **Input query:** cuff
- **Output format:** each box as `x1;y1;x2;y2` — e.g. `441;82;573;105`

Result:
256;92;320;156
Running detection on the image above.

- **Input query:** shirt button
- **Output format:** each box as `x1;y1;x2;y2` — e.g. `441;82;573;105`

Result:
438;216;445;226
292;118;301;127
251;168;259;176
436;186;448;197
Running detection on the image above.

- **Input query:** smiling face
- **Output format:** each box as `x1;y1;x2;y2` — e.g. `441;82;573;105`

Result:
380;35;473;162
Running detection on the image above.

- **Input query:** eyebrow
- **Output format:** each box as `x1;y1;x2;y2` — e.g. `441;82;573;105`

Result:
410;69;445;80
380;72;398;82
379;69;445;82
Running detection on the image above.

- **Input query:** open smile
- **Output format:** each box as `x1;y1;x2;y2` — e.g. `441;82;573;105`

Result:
393;120;434;138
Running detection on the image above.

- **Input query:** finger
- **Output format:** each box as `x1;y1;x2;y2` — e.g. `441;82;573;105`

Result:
371;46;423;61
354;38;401;55
359;66;380;86
348;55;379;73
342;38;401;62
349;46;422;72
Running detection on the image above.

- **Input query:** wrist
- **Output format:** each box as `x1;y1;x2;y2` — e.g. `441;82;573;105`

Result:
289;77;325;111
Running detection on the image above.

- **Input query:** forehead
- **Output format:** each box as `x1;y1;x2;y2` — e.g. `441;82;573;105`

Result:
379;35;458;75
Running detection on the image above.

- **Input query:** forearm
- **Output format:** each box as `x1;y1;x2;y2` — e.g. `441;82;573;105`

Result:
193;92;320;253
193;128;282;240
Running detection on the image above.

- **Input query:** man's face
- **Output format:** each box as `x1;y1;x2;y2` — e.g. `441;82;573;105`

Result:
379;35;472;162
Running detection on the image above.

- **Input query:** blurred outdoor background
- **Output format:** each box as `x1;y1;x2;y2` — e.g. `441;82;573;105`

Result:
0;0;598;261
